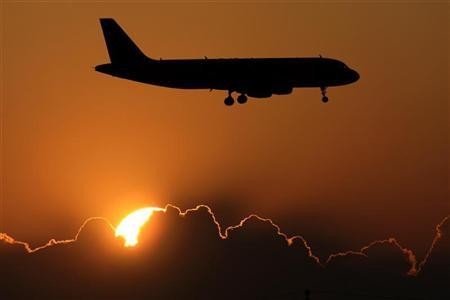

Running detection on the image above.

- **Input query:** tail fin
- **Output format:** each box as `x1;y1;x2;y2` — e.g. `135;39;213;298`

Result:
99;18;150;64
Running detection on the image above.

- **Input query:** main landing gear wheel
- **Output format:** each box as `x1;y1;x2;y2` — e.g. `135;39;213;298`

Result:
237;94;248;104
224;95;234;106
320;86;329;103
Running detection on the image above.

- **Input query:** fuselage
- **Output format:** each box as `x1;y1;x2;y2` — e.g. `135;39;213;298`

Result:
95;18;359;104
96;57;359;97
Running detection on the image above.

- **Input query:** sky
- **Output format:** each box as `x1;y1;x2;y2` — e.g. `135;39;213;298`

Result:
1;1;448;264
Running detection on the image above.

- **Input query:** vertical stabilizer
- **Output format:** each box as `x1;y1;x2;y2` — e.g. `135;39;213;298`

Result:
99;18;150;64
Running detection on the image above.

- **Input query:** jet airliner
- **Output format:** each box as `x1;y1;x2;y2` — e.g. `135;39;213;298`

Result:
95;18;359;106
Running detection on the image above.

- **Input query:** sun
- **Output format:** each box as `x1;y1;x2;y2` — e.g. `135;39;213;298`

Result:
115;207;165;247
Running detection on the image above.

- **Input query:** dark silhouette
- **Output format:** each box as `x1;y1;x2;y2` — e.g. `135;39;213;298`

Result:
95;19;360;106
1;206;448;299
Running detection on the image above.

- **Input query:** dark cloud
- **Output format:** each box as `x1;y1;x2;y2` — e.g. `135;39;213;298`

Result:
1;207;449;300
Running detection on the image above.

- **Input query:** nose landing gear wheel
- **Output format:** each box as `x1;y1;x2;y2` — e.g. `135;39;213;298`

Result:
224;96;234;106
237;94;248;104
320;87;329;103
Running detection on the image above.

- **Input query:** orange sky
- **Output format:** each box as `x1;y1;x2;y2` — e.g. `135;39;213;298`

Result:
1;2;448;256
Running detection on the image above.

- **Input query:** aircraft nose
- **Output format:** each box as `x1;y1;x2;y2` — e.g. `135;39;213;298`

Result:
350;69;360;83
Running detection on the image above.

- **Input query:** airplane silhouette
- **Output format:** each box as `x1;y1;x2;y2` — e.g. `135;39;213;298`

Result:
95;18;359;106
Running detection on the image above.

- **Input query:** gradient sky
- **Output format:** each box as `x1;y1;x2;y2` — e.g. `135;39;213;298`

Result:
1;2;448;258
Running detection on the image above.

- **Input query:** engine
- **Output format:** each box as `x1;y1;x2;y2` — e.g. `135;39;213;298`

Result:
246;89;273;98
272;86;293;95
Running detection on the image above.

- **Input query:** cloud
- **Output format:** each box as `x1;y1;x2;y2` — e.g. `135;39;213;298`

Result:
1;205;449;299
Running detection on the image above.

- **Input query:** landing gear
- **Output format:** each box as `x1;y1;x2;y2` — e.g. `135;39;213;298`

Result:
224;96;234;106
320;86;329;103
224;91;248;106
237;94;248;104
224;91;234;106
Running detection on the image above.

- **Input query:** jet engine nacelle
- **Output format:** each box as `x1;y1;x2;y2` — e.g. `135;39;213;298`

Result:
272;86;293;95
246;90;273;98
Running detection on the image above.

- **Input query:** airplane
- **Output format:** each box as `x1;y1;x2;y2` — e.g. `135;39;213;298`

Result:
95;18;359;106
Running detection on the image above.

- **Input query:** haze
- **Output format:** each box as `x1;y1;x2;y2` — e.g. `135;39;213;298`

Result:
2;2;448;258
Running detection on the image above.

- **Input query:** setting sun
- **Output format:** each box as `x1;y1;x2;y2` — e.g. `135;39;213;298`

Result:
115;207;165;247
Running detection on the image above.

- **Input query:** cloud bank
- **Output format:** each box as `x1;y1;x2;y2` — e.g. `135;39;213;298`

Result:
1;205;449;299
